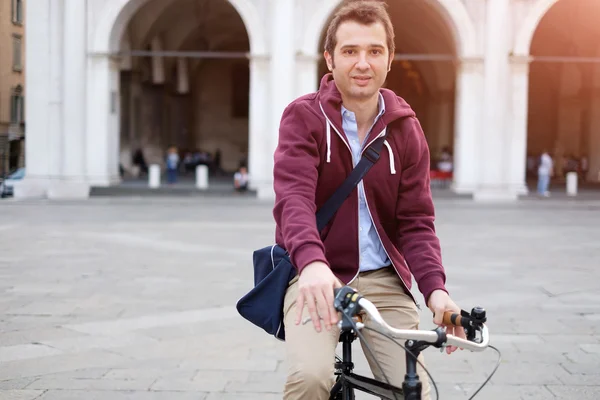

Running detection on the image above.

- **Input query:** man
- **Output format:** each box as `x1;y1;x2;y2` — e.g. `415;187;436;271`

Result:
537;150;553;197
272;1;464;398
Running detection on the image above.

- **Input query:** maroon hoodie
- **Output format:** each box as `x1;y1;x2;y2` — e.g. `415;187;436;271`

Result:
273;73;447;305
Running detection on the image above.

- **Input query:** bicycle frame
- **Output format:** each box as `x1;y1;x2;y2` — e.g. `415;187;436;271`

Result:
329;329;428;400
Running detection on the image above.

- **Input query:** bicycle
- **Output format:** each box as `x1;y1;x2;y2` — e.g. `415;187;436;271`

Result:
327;286;501;400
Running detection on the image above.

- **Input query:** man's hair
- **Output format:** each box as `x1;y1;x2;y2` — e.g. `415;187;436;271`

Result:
323;0;395;58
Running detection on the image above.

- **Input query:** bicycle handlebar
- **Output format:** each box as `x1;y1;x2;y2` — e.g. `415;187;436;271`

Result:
333;286;490;352
357;297;490;352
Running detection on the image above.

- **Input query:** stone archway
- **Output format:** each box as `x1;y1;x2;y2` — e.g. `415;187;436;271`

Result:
86;0;268;189
91;0;267;55
300;0;477;58
513;0;560;57
517;0;600;184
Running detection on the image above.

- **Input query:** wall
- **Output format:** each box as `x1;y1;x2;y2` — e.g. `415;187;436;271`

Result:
0;0;26;131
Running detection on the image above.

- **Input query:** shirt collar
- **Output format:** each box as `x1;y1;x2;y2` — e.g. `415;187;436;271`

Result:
341;92;386;120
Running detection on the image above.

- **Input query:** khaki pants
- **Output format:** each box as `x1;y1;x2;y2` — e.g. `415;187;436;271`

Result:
282;267;431;400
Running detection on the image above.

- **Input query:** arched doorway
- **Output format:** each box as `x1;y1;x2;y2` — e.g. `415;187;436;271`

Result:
117;0;250;179
87;0;268;190
526;0;600;184
314;0;463;180
116;0;250;180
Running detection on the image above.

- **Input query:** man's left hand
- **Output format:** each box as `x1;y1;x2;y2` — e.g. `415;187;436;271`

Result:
427;289;466;355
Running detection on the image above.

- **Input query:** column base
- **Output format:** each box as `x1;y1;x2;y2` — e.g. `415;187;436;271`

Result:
47;181;91;199
253;182;275;201
13;178;49;199
473;187;519;202
513;183;529;196
451;182;476;195
87;175;122;187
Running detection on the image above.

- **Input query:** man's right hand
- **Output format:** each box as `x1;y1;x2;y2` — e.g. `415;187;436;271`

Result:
295;261;342;332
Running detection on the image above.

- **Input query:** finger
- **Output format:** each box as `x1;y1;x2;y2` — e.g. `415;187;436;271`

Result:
314;289;332;331
323;284;338;325
294;290;305;325
433;308;444;325
446;326;455;354
304;290;322;332
445;326;451;354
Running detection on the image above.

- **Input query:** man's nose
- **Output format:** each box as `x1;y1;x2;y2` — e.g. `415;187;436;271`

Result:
356;52;370;69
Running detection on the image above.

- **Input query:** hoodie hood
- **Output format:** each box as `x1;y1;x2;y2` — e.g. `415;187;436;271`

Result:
316;73;416;167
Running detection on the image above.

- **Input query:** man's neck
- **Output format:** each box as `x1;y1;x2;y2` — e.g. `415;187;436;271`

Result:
341;93;380;131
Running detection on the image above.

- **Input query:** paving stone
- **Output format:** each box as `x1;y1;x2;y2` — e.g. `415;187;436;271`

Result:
0;390;46;400
26;377;155;391
466;383;557;399
488;362;572;385
0;378;37;390
547;385;600;399
103;368;195;381
0;327;85;347
36;390;208;400
1;197;599;398
0;351;129;381
0;344;63;363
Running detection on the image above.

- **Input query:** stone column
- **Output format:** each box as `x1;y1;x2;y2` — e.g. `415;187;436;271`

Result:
296;53;319;98
474;0;514;201
507;56;530;195
47;0;64;182
14;0;53;198
452;59;484;195
50;0;89;199
260;0;295;199
86;56;122;187
248;56;270;193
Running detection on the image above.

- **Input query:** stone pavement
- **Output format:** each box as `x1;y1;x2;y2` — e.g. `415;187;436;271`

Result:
0;196;599;399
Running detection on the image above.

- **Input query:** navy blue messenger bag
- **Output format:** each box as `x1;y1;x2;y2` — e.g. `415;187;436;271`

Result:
236;135;387;341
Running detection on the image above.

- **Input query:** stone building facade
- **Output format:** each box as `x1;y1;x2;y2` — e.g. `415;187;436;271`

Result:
16;0;600;200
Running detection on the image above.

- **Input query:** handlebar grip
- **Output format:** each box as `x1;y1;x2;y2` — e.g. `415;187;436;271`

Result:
442;311;463;327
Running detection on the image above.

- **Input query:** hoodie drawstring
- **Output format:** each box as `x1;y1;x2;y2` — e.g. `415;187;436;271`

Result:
384;139;396;175
326;120;331;163
320;101;393;174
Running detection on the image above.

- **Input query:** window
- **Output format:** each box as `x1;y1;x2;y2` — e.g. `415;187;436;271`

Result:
12;0;23;24
10;86;24;125
12;35;22;71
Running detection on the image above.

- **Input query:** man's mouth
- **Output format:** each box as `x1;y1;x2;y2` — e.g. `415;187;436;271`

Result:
353;76;371;85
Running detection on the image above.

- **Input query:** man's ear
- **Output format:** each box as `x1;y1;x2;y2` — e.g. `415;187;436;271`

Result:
324;50;334;71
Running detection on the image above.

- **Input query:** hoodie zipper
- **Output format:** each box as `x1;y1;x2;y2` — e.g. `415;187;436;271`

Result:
359;133;421;310
362;182;421;310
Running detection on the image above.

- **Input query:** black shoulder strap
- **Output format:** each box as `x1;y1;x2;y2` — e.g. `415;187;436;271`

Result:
315;134;387;232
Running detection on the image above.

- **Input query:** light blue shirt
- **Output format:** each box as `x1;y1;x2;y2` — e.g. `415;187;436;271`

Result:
341;93;391;272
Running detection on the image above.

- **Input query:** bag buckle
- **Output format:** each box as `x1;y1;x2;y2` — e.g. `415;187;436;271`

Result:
363;146;380;163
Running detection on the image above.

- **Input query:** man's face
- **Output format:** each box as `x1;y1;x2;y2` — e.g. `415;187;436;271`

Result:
325;20;392;102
